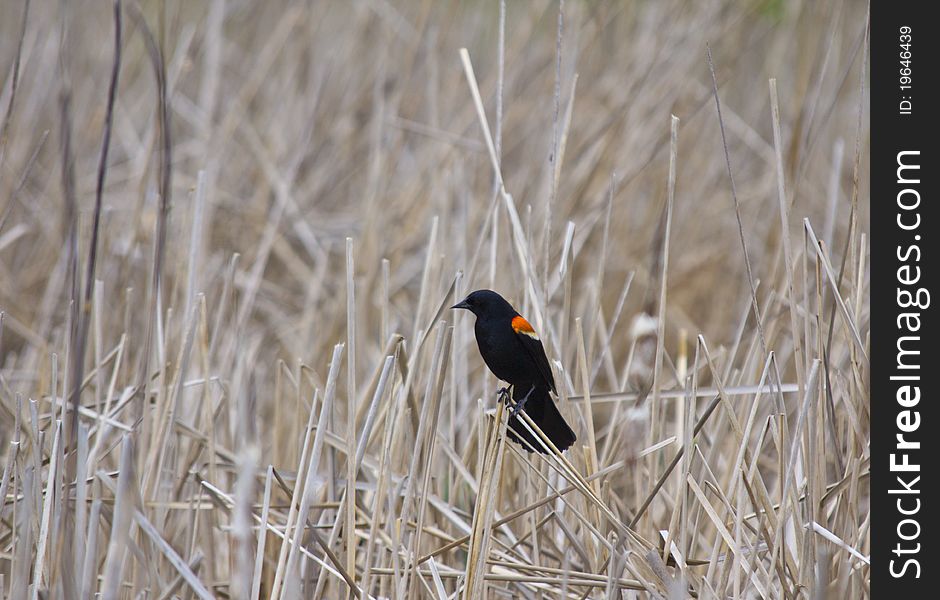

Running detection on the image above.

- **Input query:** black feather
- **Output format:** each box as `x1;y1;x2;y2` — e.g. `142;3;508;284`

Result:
513;330;556;394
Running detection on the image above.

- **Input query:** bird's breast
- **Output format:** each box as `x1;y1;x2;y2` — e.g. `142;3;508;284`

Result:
473;317;529;384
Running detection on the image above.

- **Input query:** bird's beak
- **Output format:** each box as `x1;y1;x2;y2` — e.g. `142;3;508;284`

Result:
451;299;471;310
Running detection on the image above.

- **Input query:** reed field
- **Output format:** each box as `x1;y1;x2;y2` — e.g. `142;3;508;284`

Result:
0;0;870;598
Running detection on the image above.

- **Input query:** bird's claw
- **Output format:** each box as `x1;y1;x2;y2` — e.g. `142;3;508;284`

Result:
508;385;535;419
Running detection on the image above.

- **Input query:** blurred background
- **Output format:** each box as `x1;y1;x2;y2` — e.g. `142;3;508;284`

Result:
0;1;869;598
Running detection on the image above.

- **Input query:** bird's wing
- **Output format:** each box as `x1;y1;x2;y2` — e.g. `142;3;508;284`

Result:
511;315;556;394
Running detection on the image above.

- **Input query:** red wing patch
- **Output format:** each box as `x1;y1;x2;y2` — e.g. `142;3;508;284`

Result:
512;315;540;340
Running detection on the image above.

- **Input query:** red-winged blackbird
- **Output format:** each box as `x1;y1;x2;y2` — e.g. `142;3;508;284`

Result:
452;289;577;453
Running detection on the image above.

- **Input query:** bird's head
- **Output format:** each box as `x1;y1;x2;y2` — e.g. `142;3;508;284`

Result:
451;289;515;319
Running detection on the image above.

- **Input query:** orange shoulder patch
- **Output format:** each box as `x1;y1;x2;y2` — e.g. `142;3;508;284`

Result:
512;315;540;340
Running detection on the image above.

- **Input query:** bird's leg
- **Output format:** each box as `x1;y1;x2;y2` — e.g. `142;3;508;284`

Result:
497;386;511;406
508;384;535;418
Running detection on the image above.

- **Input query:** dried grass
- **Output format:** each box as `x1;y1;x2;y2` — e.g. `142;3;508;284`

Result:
0;1;869;598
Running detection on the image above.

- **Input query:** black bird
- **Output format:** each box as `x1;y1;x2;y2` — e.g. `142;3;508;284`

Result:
452;289;576;453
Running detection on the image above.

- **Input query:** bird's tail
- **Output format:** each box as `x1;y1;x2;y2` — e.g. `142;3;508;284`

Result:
507;386;577;454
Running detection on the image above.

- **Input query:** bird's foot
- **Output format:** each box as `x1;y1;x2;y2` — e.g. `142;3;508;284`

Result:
508;385;535;419
497;387;511;406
